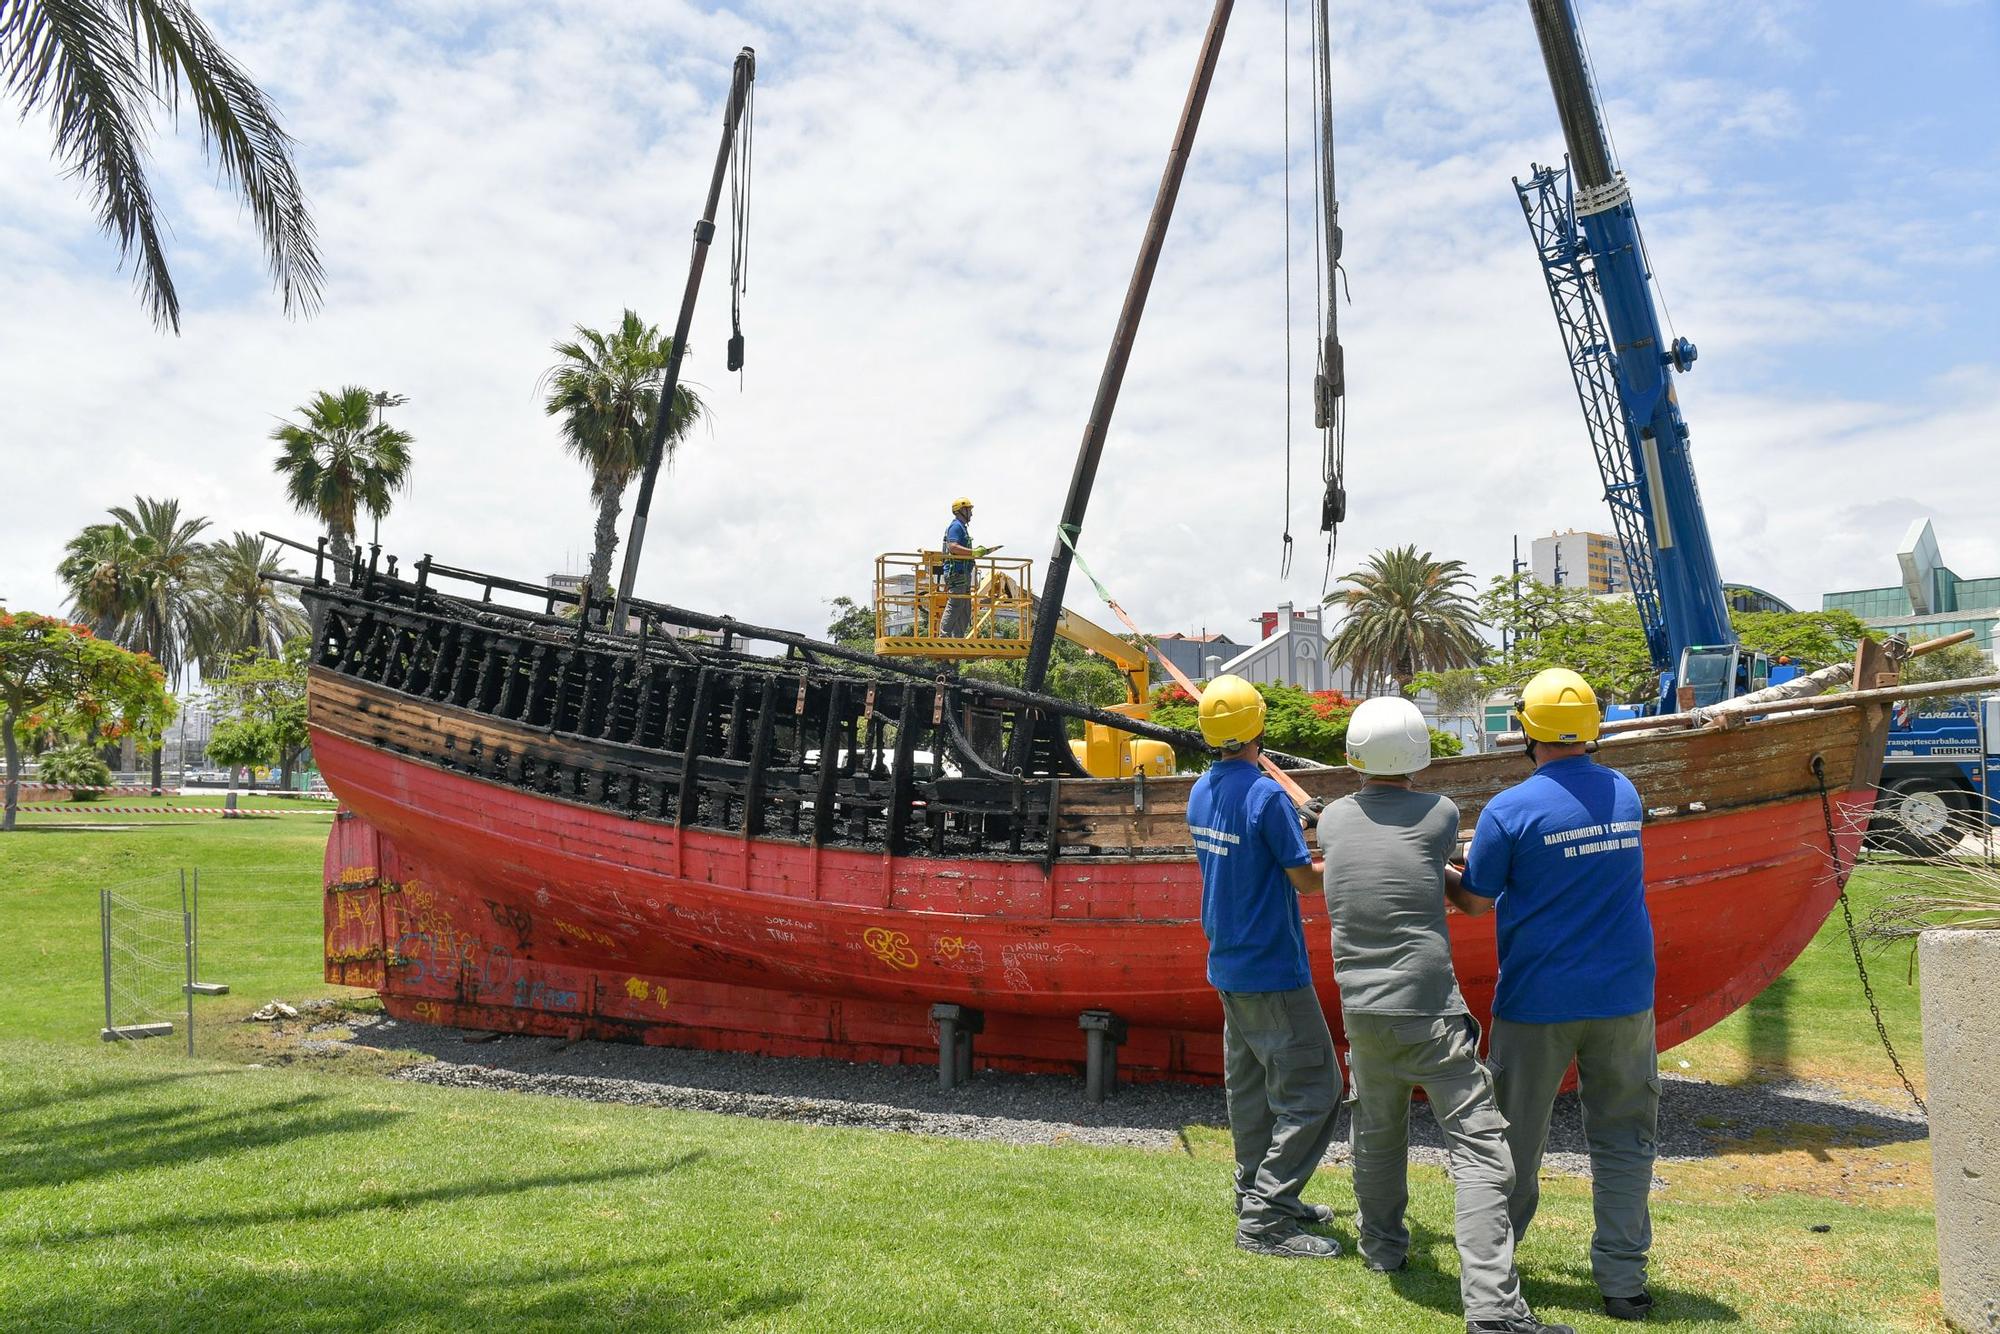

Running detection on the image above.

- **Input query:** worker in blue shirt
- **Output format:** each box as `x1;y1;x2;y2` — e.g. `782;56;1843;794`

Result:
1460;668;1658;1323
1186;675;1342;1260
938;497;989;638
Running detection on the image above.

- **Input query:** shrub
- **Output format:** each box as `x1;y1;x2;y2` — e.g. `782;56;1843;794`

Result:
38;745;113;800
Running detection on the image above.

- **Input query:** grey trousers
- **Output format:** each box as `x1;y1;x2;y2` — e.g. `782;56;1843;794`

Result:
1219;986;1342;1236
1490;1008;1659;1300
1344;1011;1528;1322
940;582;971;638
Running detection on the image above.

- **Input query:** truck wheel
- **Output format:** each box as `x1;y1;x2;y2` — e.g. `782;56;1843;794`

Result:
1870;778;1965;858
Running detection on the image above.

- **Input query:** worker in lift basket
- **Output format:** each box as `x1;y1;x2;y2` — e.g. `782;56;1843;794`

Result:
1185;675;1342;1259
938;497;994;639
1318;696;1572;1334
1458;668;1660;1323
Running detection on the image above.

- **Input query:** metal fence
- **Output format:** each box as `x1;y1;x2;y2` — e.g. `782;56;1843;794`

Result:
99;870;227;1054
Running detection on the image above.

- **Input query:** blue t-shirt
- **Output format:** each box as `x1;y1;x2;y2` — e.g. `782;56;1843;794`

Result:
1463;756;1655;1023
942;517;972;586
1188;758;1313;992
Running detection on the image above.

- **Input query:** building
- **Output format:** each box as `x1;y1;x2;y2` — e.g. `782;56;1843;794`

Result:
1531;529;1633;595
1824;519;2000;654
1725;584;1795;615
1209;603;1367;695
1147;631;1245;684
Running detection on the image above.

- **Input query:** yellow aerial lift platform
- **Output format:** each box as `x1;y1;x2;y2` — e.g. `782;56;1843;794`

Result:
872;551;1173;778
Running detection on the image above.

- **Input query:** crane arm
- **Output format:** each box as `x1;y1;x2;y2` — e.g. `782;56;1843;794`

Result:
975;570;1150;705
1520;0;1737;709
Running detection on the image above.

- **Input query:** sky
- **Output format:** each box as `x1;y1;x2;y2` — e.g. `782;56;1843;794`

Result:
2;0;1995;651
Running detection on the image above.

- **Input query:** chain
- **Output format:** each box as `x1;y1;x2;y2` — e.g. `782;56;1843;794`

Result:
1813;756;1927;1116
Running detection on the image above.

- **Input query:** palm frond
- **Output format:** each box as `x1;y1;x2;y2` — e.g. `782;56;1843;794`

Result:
0;0;320;331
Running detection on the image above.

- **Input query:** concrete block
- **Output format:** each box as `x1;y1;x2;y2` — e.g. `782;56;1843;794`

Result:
99;1022;173;1041
1919;928;2000;1333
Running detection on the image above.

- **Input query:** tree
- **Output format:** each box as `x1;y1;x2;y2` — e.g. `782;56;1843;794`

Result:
1415;666;1490;750
1478;576;1655;703
1731;609;1869;670
203;716;272;786
1324;545;1486;695
272;386;414;570
1;612;173;830
105;495;211;682
961;640;1129;718
825;595;876;652
196;531;305;671
1149;680;1459;772
206;636;309;786
57;522;150;636
0;0;321;331
103;495;212;788
541;310;707;595
1900;641;1995;710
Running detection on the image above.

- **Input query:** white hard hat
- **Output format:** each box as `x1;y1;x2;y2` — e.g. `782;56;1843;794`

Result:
1345;696;1432;776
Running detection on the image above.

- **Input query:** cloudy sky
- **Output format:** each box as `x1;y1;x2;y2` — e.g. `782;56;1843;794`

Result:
3;0;1995;650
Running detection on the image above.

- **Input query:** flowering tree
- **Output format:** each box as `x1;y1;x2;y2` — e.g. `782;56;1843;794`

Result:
1;613;174;831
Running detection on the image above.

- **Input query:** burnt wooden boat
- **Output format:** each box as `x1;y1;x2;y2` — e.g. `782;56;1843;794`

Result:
310;554;1894;1082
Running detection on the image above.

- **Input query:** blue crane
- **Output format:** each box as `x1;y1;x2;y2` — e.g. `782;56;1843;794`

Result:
1515;0;1764;711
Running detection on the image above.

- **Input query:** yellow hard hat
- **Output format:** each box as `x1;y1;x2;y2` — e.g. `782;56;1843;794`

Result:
952;496;974;511
1515;668;1601;743
1198;675;1267;751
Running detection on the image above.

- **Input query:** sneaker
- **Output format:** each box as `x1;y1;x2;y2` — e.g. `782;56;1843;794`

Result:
1468;1316;1576;1334
1302;1202;1337;1227
1363;1253;1408;1273
1603;1290;1654;1321
1236;1227;1342;1259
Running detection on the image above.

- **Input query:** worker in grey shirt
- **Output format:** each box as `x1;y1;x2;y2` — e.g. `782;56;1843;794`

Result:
1321;697;1572;1334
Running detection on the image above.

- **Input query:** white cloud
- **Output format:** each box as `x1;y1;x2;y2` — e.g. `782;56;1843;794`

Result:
0;0;1991;650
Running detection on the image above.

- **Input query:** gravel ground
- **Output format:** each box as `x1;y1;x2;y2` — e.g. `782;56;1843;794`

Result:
314;1010;1927;1175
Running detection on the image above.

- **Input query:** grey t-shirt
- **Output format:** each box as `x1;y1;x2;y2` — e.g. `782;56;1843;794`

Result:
1317;784;1466;1016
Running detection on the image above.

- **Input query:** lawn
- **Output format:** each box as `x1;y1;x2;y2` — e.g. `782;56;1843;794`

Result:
0;1041;1943;1333
1;818;344;1043
1672;861;1935;1104
0;820;1956;1331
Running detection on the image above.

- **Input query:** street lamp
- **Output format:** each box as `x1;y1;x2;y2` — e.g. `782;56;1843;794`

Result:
367;391;409;548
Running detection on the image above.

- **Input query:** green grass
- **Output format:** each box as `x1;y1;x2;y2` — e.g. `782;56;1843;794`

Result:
1670;864;1933;1102
0;822;1959;1331
1;818;343;1042
0;1041;1942;1333
9;792;335;826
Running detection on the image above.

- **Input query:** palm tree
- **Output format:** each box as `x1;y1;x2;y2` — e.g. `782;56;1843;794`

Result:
0;0;322;331
540;310;706;595
1325;545;1486;696
107;496;212;692
57;521;151;636
195;531;305;670
272;386;414;570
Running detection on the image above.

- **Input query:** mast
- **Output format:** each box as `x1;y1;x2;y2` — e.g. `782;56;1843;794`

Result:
612;47;757;630
1015;0;1235;721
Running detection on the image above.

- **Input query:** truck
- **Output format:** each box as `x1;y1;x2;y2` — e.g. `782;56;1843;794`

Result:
1872;693;2000;856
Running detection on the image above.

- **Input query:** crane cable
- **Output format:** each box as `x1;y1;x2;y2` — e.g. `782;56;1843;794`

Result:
1280;0;1294;578
727;67;755;382
1310;0;1348;593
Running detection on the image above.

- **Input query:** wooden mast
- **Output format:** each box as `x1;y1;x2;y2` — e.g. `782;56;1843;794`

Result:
1014;1;1236;743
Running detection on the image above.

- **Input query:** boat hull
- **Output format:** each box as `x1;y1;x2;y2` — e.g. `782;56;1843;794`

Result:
320;727;1875;1080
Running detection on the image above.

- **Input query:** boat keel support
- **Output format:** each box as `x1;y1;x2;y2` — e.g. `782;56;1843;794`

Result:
931;1002;983;1090
1080;1009;1128;1104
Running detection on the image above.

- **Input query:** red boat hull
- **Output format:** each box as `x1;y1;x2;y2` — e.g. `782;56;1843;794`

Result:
320;729;1873;1080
